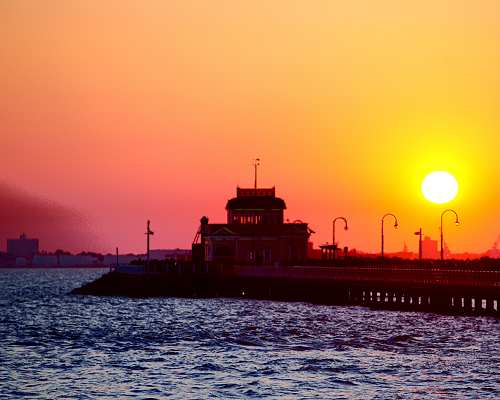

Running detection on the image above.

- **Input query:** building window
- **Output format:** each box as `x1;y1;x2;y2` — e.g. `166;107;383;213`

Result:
248;250;255;261
214;245;234;257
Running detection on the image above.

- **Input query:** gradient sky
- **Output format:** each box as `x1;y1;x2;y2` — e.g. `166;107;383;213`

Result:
1;1;499;253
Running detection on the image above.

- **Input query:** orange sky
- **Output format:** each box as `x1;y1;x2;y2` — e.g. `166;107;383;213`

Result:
1;1;499;253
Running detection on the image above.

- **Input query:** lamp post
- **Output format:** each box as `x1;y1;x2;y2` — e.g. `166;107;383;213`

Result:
381;213;398;258
332;217;348;259
145;220;154;271
414;228;422;262
440;209;459;261
254;158;260;190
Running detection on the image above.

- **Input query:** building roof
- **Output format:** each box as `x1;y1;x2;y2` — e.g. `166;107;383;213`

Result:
204;223;309;237
237;187;275;197
226;196;286;210
319;244;339;250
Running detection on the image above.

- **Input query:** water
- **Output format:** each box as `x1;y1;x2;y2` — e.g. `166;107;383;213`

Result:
0;269;499;399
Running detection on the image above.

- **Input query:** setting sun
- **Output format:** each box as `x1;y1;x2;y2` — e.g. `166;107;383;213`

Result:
421;171;458;204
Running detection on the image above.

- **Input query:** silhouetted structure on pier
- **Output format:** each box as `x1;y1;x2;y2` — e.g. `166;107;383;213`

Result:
193;186;312;267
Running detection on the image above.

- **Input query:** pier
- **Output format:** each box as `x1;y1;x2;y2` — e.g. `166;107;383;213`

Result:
73;263;500;317
72;184;500;317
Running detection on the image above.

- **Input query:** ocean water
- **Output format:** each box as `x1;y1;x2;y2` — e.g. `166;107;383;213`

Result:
0;269;498;399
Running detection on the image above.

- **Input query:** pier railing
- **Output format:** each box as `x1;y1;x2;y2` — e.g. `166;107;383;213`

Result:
233;265;500;290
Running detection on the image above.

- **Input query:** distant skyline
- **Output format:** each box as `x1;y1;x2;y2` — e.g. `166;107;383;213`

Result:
2;229;499;260
2;1;500;253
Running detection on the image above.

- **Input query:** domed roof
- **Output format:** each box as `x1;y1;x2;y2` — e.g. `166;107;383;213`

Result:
226;196;286;210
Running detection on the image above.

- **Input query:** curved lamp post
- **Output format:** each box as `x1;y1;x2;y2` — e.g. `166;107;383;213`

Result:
332;217;348;259
253;158;260;190
440;209;459;261
381;213;398;258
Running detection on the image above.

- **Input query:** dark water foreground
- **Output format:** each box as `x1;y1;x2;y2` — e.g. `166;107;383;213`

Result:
1;269;499;399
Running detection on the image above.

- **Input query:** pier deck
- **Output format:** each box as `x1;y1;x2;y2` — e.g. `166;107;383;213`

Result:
73;264;500;317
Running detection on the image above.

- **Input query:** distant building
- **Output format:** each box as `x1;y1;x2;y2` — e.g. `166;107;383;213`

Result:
32;255;58;266
7;234;39;258
390;242;417;260
486;236;500;259
149;249;191;261
58;255;101;266
15;257;28;266
422;236;439;259
102;254;139;266
198;186;312;266
487;247;500;259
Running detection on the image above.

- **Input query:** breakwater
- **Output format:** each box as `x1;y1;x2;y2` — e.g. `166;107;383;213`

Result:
72;264;500;317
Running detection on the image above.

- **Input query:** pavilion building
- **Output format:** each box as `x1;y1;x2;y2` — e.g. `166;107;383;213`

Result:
197;187;311;266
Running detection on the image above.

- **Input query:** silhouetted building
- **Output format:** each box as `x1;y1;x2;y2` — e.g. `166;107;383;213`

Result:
199;187;311;266
422;236;439;259
391;242;417;259
486;236;500;259
307;241;322;259
320;244;340;261
7;234;39;258
487;247;500;259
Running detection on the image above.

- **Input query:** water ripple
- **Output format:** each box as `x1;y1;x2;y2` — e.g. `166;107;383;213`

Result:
0;268;499;399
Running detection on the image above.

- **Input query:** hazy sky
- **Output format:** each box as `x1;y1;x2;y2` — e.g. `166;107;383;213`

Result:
1;1;499;253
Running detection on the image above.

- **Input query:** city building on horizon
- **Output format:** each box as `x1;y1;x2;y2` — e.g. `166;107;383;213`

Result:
7;233;39;258
422;236;440;259
19;249;192;267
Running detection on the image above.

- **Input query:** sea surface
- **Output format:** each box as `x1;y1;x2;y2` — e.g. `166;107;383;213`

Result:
0;268;498;399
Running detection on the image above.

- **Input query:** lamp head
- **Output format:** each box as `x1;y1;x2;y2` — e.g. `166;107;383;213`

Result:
394;222;399;229
344;226;349;231
455;220;460;226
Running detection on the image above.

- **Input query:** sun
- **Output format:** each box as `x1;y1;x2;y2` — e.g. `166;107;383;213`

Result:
421;171;458;204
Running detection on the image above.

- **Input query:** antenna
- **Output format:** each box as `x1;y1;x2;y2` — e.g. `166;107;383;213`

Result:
254;158;260;190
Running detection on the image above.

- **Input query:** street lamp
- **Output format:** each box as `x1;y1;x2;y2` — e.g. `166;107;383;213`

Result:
253;158;260;190
332;217;348;259
381;213;398;258
414;228;423;261
145;220;154;271
440;209;459;261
